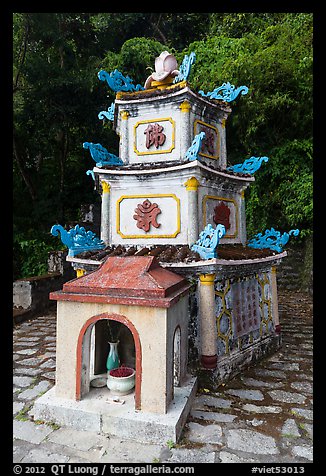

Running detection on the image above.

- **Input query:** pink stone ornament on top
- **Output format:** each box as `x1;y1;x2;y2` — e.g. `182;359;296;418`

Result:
144;51;180;89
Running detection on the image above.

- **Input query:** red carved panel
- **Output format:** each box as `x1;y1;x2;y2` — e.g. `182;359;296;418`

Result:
144;123;166;149
133;199;161;232
200;126;215;156
213;202;231;230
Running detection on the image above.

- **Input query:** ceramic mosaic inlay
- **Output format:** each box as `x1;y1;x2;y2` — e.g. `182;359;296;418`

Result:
257;272;273;336
214;274;273;357
215;279;233;355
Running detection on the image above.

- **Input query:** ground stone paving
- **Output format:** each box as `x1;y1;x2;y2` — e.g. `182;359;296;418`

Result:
13;290;313;464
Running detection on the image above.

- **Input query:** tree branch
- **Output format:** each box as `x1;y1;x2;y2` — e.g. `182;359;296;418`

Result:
13;130;37;202
148;13;167;44
13;15;30;94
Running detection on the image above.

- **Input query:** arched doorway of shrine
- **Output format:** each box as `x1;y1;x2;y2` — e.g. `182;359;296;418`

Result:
75;313;142;409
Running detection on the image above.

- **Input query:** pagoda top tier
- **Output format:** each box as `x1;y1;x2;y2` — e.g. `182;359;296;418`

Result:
114;81;231;169
97;51;249;170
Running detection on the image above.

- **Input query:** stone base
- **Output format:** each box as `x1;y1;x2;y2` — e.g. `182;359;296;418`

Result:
196;335;281;390
32;375;197;444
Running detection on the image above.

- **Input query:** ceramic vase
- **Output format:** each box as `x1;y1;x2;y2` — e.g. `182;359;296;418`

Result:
106;342;120;372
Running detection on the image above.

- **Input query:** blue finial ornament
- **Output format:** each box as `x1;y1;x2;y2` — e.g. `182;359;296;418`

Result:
51;224;105;257
247;228;300;253
199;82;248;102
191;223;226;260
173;51;196;83
185;132;206;161
227;156;269;175
86;170;95;181
83;142;123;167
98;69;144;93
98;102;115;122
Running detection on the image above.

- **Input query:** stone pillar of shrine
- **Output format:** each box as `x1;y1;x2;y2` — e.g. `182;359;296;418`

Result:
120;110;129;163
271;266;281;334
219;117;228;169
100;180;110;245
179;100;192;159
199;273;218;369
184;176;200;246
239;189;247;245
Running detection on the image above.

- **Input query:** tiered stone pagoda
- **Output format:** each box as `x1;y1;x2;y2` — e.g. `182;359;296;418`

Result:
73;51;291;374
35;51;299;442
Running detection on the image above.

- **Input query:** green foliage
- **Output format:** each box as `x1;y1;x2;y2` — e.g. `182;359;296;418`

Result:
245;139;313;238
13;229;65;280
166;439;176;449
185;13;312;237
101;37;166;90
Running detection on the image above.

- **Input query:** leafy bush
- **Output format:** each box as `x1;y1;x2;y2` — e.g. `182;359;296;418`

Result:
245;139;313;238
13;230;65;280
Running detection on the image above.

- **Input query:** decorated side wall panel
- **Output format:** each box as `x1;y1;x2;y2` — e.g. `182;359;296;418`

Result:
214;271;274;358
108;177;189;245
187;271;275;363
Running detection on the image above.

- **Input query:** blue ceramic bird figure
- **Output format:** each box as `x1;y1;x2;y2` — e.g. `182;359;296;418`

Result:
83;142;123;167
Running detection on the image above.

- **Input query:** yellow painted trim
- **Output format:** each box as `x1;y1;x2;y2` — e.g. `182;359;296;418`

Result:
120;110;129;120
150;77;174;88
184;177;200;191
194;119;220;160
221;118;227;129
199;273;216;285
76;268;86;278
202;195;239;239
133;117;175;156
101;181;111;194
116;80;187;99
116;193;181;239
179;100;191;113
240;190;245;199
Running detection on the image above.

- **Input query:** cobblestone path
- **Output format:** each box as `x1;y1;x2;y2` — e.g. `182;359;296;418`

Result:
13;290;313;464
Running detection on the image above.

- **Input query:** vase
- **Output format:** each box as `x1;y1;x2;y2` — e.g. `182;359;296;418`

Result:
107;367;136;395
106;342;120;372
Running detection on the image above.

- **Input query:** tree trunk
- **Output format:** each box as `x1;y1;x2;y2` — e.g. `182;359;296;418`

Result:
57;128;69;222
13;131;37;202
